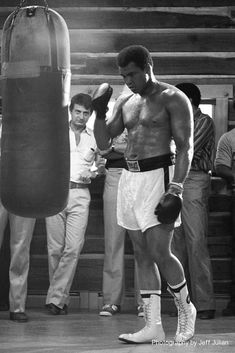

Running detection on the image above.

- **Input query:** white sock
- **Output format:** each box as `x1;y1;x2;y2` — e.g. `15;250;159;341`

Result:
168;279;186;293
140;290;161;298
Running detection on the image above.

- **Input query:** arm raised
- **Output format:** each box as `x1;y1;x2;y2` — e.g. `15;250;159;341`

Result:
93;86;129;150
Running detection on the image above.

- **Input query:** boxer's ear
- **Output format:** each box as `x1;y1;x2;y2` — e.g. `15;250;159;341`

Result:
144;63;151;75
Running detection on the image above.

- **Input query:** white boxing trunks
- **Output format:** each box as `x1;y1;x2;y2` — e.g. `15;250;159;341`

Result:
117;166;181;233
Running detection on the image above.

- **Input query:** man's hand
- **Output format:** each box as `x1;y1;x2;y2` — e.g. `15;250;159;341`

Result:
154;183;183;224
97;165;106;176
79;170;93;183
92;83;113;119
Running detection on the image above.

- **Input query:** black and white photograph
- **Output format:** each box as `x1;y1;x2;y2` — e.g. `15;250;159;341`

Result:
0;1;235;352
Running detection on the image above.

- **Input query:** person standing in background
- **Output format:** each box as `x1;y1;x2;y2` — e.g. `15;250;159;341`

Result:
172;83;216;320
0;113;10;313
99;129;144;317
215;128;235;186
45;93;104;315
215;127;235;316
0;118;36;323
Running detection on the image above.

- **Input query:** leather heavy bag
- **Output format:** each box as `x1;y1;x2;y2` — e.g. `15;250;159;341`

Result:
0;5;71;218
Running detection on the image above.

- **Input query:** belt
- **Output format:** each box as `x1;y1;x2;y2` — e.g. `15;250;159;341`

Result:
190;169;210;174
124;154;175;172
105;158;127;169
70;181;88;189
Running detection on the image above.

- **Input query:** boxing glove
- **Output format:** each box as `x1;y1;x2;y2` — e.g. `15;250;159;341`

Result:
155;183;183;224
92;83;113;119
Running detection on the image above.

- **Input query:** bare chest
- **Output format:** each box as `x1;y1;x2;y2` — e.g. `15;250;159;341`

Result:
122;97;168;130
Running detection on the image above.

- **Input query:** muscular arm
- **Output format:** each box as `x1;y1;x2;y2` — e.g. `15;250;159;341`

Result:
99;130;128;160
94;96;125;150
167;89;194;184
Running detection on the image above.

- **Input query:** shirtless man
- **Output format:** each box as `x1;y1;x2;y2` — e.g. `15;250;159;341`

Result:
93;45;196;343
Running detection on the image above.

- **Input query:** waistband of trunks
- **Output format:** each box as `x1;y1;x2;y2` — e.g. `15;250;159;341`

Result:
105;158;127;169
124;153;175;172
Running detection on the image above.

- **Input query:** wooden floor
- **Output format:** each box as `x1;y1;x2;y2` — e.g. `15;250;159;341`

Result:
0;308;234;353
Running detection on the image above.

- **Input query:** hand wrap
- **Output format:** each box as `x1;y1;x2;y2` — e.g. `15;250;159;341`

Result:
92;83;113;119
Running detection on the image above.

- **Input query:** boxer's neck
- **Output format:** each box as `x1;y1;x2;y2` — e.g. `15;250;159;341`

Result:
140;79;159;97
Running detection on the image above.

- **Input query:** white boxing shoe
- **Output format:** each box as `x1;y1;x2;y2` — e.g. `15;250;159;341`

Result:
118;323;165;344
168;283;197;343
118;294;165;344
174;301;197;343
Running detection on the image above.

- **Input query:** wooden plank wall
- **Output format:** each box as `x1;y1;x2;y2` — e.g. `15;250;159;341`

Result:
0;0;235;304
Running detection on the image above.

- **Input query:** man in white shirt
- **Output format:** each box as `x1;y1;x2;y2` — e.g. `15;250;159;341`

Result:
215;128;235;316
45;93;103;314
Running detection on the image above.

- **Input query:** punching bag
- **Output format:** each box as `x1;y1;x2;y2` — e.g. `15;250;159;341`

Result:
0;3;71;218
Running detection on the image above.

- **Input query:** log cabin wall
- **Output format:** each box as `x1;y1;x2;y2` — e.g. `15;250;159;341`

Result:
0;0;235;311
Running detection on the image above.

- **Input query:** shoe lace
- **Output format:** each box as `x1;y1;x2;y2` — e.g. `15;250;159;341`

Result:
178;299;196;337
102;304;118;311
175;298;188;334
143;302;152;327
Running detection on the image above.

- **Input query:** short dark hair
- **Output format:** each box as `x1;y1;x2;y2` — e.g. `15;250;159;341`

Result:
175;83;201;108
70;93;93;112
117;45;153;70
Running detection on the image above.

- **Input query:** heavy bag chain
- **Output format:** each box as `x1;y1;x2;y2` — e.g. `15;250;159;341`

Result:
12;0;49;25
18;0;49;10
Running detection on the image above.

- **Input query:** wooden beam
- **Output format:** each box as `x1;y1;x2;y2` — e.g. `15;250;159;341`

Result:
68;54;235;75
199;85;233;99
0;7;234;29
215;97;229;146
71;51;235;58
228;99;235;121
1;76;234;97
2;52;235;76
1;1;235;8
69;84;233;101
1;29;235;53
16;7;232;16
70;75;235;86
0;0;234;7
68;28;235;53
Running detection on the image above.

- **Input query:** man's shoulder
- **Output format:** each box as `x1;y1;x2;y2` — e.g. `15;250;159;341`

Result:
226;128;235;137
158;81;176;95
196;110;213;123
118;93;134;104
114;93;134;113
220;128;235;141
158;82;185;103
219;128;235;144
158;81;188;108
